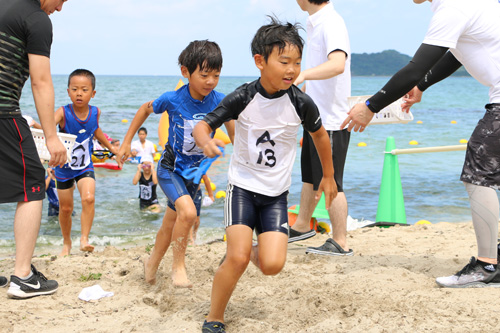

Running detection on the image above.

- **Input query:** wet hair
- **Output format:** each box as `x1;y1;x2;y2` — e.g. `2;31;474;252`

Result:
308;0;330;4
251;16;304;61
68;69;96;90
138;127;147;135
178;40;223;75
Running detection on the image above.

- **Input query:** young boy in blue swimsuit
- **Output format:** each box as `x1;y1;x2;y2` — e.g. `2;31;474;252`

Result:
117;40;234;287
54;69;117;256
193;17;336;332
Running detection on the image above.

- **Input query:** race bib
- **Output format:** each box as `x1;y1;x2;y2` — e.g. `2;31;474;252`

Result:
70;138;91;170
182;119;204;156
139;184;152;200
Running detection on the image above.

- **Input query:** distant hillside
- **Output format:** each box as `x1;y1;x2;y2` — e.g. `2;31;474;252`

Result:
351;49;469;77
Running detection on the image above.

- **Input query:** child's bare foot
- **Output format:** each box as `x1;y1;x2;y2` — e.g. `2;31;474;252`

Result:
171;268;192;288
80;239;94;253
143;256;156;285
59;242;72;257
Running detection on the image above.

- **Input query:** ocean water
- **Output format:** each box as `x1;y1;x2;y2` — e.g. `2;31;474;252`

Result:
0;75;492;252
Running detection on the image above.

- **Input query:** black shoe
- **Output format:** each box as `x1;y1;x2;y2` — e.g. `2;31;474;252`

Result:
202;320;226;333
288;227;316;243
305;238;354;256
0;276;7;288
7;265;58;299
436;257;500;288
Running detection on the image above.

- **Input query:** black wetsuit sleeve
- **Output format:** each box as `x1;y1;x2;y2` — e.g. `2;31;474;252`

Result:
417;51;462;92
203;87;248;130
289;86;322;133
366;44;449;113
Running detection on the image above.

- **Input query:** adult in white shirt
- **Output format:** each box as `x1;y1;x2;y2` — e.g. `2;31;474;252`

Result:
131;127;156;162
290;0;353;257
343;0;500;288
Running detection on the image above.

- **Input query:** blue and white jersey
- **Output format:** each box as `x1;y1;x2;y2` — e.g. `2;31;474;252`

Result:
153;84;224;175
54;104;99;181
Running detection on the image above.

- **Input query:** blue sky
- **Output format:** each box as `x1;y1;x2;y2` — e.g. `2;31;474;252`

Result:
50;0;433;76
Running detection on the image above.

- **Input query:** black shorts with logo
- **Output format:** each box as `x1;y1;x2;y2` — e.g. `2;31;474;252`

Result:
0;117;45;203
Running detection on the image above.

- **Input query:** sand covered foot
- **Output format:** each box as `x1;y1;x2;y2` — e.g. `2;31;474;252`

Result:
143;256;157;285
59;243;72;257
172;268;192;288
80;241;94;253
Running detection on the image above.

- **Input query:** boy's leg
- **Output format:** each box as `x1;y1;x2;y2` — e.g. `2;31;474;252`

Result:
57;186;75;256
206;224;254;324
251;231;288;275
170;195;197;287
76;177;96;252
144;206;177;285
14;201;43;277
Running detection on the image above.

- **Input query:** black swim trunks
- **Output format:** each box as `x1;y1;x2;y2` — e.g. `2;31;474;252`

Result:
461;103;500;189
0;118;45;203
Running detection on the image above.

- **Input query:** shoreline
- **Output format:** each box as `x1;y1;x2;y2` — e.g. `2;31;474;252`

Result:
3;220;499;333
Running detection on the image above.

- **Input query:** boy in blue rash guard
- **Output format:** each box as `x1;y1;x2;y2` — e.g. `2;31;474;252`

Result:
193;17;336;332
54;69;118;256
117;40;234;288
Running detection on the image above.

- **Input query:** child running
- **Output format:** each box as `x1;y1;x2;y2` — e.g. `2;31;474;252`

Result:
117;40;234;287
133;154;160;213
54;69;118;256
193;17;336;332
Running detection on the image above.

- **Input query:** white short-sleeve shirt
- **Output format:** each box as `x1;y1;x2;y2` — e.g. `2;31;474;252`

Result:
131;139;156;160
305;3;351;131
423;0;500;103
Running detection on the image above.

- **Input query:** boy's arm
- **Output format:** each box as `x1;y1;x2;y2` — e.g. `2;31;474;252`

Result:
309;126;337;208
94;128;117;154
151;163;158;185
223;120;235;144
132;164;142;185
202;174;214;201
294;50;346;86
29;54;67;167
193;120;224;158
116;100;155;166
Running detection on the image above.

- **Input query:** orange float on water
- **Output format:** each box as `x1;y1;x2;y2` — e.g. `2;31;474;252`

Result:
158;79;231;148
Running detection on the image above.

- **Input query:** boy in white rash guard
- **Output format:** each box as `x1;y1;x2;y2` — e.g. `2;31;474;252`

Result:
343;0;500;288
194;17;336;332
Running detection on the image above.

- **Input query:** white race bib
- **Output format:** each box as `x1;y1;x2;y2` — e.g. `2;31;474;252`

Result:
70;137;91;170
182;119;203;156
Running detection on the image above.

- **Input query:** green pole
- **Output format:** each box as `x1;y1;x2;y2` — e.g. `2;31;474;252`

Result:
375;137;407;225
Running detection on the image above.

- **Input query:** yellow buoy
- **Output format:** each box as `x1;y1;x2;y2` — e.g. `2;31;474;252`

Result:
317;221;331;233
451;120;457;124
459;139;468;144
216;190;226;199
210;183;216;191
357;142;367;147
415;220;431;225
223;234;227;242
121;119;128;123
416;120;423;124
409;140;419;145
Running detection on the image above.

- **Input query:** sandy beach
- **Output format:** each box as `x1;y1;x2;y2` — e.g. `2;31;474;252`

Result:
0;221;499;332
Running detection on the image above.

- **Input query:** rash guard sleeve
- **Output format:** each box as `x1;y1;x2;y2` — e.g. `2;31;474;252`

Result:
366;44;448;113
